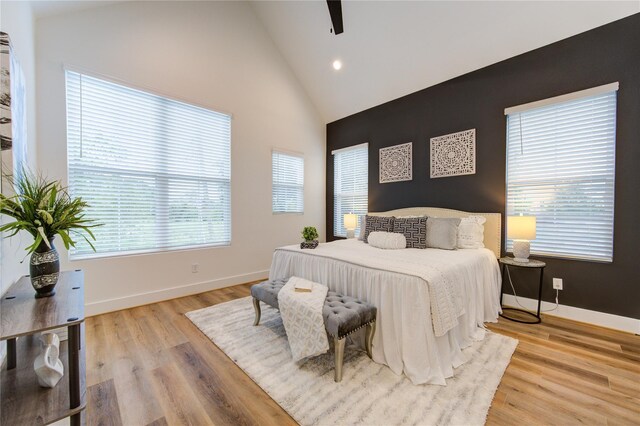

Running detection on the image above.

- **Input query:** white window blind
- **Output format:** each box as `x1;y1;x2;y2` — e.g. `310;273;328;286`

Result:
272;150;304;214
66;70;231;259
506;86;617;262
333;143;368;237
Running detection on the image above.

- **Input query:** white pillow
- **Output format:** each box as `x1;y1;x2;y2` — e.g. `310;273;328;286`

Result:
368;231;407;250
457;216;486;249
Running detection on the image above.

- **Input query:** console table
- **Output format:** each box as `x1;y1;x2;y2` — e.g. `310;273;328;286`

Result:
1;270;86;426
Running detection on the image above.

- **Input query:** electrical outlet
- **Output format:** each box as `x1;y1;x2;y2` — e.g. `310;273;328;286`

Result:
553;278;563;290
191;263;199;273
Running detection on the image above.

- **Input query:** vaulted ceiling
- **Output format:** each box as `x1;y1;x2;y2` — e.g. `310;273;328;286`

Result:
251;1;639;123
26;1;640;123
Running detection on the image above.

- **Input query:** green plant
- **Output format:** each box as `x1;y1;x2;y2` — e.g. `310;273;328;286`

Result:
301;226;319;242
0;172;101;253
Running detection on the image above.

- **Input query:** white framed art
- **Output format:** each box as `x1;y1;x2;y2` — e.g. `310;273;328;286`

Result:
1;31;28;191
430;129;475;178
379;142;412;183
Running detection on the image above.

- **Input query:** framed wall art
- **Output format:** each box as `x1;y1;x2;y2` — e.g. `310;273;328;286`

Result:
379;142;412;183
1;31;28;190
430;129;475;178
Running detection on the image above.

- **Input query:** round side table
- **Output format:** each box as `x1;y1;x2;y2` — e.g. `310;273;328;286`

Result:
499;257;546;324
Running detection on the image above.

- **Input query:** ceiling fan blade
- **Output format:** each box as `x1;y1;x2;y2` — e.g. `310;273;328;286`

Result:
326;0;344;35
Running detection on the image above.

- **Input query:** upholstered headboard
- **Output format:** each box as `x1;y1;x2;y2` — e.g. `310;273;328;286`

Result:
369;207;502;258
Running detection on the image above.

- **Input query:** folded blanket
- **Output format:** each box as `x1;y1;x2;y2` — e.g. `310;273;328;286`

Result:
278;277;329;361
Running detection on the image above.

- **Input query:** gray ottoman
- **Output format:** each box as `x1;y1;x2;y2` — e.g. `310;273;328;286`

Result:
251;278;377;382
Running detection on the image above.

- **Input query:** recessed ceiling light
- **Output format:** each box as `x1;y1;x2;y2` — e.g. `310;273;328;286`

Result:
332;60;342;71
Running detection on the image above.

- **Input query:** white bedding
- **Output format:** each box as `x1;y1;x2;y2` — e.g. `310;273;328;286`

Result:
269;239;502;385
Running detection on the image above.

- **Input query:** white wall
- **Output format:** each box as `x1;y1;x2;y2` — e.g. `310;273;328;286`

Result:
0;0;39;366
35;1;325;315
1;1;38;296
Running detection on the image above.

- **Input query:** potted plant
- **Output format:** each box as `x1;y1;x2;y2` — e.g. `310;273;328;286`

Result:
0;172;100;297
300;226;319;249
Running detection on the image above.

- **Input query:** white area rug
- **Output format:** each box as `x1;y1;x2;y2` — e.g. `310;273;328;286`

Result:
186;297;517;426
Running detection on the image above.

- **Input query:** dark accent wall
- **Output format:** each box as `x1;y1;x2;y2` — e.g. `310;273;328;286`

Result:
326;14;640;320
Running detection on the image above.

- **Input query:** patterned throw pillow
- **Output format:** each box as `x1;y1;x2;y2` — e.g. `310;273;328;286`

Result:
393;216;427;249
457;216;486;249
364;215;395;243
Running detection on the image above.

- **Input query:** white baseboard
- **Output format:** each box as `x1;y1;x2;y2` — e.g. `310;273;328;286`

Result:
85;270;269;317
502;294;640;335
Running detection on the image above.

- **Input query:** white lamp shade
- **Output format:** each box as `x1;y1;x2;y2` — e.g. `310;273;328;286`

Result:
507;216;536;240
344;213;358;230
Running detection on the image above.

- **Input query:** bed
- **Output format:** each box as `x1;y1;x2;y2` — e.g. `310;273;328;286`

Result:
268;207;502;385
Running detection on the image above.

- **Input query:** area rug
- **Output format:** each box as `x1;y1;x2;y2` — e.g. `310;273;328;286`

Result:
186;297;517;426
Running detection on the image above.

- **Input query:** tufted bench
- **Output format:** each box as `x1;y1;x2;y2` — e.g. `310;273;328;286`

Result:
251;278;377;382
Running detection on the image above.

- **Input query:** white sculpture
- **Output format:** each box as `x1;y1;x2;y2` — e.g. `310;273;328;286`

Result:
33;332;64;388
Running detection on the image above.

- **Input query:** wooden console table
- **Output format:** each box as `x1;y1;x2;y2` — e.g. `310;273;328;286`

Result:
1;270;86;426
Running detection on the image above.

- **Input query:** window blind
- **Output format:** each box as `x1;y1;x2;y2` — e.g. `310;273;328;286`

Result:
333;143;368;237
506;87;617;262
272;150;304;214
66;70;232;259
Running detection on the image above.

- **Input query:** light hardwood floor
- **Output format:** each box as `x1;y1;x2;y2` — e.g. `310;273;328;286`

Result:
84;282;640;426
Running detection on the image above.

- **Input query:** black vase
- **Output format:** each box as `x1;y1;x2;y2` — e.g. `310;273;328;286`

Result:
30;237;60;298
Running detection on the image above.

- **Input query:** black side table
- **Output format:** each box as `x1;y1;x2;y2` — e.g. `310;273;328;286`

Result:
499;257;546;324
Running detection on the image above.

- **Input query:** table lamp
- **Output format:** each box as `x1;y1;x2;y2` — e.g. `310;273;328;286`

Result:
344;213;358;239
507;215;536;262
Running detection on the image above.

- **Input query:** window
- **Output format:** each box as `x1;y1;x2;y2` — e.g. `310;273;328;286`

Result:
333;143;368;237
505;83;617;262
65;70;231;258
272;150;304;214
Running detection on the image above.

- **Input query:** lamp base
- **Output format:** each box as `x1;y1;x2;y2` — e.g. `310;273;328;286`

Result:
346;229;355;239
513;240;530;262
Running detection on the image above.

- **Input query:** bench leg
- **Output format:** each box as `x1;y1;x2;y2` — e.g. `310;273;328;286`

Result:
334;336;346;382
365;321;375;359
252;298;261;326
7;338;17;370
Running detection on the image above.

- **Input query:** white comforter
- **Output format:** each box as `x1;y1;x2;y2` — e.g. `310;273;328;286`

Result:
269;239;502;385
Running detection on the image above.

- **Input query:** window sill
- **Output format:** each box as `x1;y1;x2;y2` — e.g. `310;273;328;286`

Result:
505;250;612;264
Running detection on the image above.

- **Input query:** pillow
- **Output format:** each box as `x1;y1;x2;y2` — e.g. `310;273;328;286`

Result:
360;214;411;240
426;217;461;250
393;216;427;249
457;216;486;249
368;231;406;250
364;215;395;243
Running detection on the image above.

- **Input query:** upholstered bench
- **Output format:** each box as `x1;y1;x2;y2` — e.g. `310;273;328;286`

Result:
251;278;377;382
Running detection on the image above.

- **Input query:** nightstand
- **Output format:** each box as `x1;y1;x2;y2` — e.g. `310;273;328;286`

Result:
499;257;546;324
